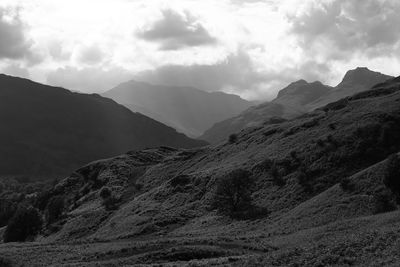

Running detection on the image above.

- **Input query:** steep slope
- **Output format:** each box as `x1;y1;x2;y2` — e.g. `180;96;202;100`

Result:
200;80;332;144
0;74;207;177
103;80;253;137
60;76;400;241
201;67;392;144
3;76;399;265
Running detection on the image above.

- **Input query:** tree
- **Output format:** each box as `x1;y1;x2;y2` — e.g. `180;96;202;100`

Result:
212;169;254;215
228;134;238;144
3;205;43;242
383;154;400;203
46;196;64;224
99;187;119;211
99;186;112;199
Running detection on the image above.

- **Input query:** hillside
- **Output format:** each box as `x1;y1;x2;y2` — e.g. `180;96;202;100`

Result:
0;74;206;177
103;80;253;137
201;67;392;144
1;75;399;266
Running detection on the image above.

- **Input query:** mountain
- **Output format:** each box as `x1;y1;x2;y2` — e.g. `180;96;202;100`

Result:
274;80;333;110
103;80;253;137
2;75;399;266
201;67;392;144
306;67;393;110
0;74;207;177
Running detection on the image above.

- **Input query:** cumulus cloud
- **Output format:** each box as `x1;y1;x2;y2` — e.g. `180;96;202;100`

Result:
46;66;133;93
0;7;32;59
288;0;400;58
137;9;217;50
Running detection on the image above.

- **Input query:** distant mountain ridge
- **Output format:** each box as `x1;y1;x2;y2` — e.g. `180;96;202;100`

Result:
103;80;253;137
201;67;393;144
0;74;206;177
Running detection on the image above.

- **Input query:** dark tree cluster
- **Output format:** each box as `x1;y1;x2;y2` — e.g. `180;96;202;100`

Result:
228;134;238;144
3;205;43;242
212;169;268;219
99;187;119;211
383;154;400;202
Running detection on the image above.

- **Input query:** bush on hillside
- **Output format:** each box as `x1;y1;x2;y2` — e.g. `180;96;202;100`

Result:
34;190;54;211
340;177;355;192
270;162;286;186
212;169;267;219
99;187;119;211
45;195;65;224
0;257;13;267
373;190;397;214
383;154;400;203
3;205;43;242
99;186;112;199
0;200;17;227
228;134;238;144
296;167;313;193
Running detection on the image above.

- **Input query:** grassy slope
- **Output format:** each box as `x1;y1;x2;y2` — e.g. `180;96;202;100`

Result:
1;78;400;266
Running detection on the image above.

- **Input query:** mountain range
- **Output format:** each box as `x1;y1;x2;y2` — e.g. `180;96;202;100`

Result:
2;74;399;265
0;74;206;178
201;67;393;144
103;80;253;137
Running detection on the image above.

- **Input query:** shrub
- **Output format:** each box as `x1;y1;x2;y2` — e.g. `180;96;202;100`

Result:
383;154;400;202
169;175;191;187
102;196;119;211
316;139;325;147
99;186;112;199
212;169;254;216
3;205;43;242
0;257;13;267
270;162;286;186
296;167;313;193
228;134;238;144
45;196;64;224
34;190;54;211
0;200;17;227
340;177;355;192
134;183;143;191
373;190;397;214
99;187;119;211
232;206;269;220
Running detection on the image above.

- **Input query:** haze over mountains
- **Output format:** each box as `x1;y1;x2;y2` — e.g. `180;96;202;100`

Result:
103;80;253;137
0;74;206;177
201;67;393;144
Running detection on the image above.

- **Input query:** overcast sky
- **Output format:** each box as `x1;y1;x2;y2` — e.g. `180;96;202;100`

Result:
0;0;399;100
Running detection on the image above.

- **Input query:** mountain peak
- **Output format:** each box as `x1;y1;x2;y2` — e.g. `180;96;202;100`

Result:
338;67;392;89
276;79;329;99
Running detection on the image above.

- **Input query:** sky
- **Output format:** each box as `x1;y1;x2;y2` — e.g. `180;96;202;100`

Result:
0;0;399;100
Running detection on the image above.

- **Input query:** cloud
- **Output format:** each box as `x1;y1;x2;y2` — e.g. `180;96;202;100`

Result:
137;9;217;50
76;45;104;65
133;48;336;100
0;7;32;60
1;63;29;78
46;66;133;93
48;40;71;61
134;50;264;91
288;0;400;58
